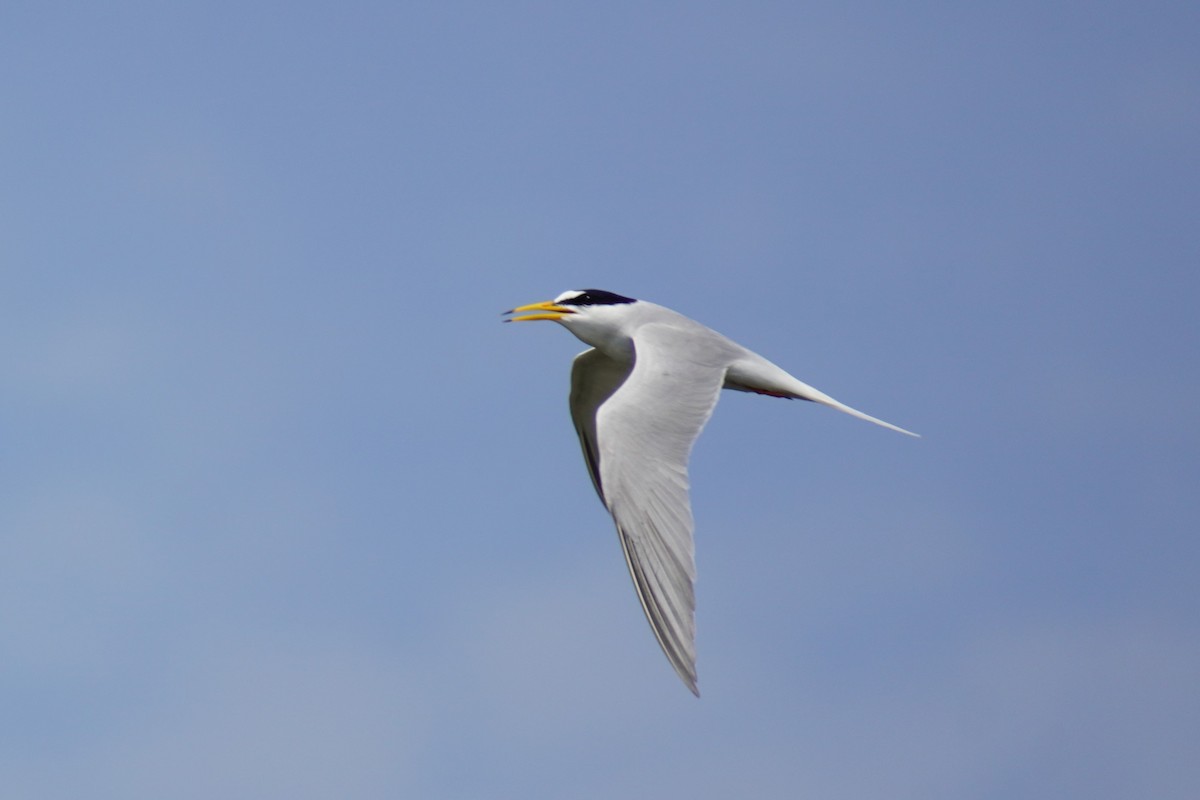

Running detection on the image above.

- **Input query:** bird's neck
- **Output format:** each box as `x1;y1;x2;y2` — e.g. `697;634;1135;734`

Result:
566;321;636;363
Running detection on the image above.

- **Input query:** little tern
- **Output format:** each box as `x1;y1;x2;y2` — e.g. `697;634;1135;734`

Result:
505;289;917;695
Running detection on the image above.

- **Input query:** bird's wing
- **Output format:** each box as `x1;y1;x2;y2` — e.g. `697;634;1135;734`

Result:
569;348;633;503
591;324;728;695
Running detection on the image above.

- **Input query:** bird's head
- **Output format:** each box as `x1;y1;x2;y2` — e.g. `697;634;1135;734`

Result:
504;289;639;351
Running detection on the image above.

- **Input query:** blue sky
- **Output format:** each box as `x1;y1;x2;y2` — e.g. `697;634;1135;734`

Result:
3;2;1198;797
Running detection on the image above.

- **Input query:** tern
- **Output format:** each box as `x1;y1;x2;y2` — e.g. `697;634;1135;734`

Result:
505;289;917;695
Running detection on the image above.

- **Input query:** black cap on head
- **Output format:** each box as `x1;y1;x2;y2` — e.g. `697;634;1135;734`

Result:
554;289;636;306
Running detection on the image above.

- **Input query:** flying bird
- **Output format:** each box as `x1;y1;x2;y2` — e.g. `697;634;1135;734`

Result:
505;289;917;695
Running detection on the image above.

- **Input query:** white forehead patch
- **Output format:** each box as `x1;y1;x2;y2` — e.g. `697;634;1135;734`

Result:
554;290;584;304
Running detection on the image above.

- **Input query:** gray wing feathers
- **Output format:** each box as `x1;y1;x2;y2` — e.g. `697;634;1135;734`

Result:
569;348;631;503
592;324;727;695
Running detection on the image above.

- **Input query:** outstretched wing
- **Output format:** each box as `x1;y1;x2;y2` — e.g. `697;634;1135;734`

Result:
588;324;727;695
569;348;633;504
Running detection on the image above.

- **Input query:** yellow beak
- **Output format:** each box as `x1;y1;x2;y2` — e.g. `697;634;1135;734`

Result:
502;300;576;322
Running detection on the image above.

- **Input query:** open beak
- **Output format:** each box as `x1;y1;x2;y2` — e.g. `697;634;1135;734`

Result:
502;300;576;322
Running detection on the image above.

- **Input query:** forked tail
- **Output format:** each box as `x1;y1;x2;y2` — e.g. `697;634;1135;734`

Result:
791;380;919;437
724;355;919;437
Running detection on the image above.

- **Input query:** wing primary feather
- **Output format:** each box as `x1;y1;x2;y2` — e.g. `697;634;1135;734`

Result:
617;523;700;695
